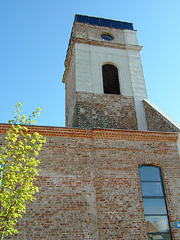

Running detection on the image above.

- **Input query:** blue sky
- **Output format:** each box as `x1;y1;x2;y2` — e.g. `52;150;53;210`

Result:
1;0;180;127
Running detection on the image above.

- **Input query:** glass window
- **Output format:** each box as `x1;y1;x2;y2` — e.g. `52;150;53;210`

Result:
89;17;100;25
145;216;170;233
100;19;111;28
101;34;113;41
139;166;172;240
111;21;122;29
139;166;161;181
147;233;171;240
75;15;88;23
122;22;133;30
74;15;134;30
143;199;167;215
141;182;163;197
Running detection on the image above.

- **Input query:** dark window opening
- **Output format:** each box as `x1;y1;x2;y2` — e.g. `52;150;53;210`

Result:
139;166;172;240
102;64;120;95
101;34;113;41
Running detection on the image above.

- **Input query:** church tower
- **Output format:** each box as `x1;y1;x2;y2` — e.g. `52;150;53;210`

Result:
1;14;180;240
63;14;148;131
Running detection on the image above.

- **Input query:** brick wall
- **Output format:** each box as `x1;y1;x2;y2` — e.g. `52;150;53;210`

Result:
1;124;180;239
71;92;138;130
62;21;147;131
143;100;180;132
72;22;126;46
63;45;76;128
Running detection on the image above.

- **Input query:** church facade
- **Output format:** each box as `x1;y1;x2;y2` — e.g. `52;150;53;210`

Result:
0;15;180;240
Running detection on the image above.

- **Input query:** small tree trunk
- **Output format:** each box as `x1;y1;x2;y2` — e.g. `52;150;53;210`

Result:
1;230;4;240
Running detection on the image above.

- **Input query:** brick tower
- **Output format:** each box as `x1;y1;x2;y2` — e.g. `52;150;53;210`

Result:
63;14;148;131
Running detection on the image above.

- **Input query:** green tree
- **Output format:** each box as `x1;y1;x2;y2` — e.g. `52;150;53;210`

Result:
0;103;46;239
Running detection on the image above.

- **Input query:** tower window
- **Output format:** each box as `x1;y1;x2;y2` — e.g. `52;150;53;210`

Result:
102;64;120;94
101;34;113;41
139;166;172;240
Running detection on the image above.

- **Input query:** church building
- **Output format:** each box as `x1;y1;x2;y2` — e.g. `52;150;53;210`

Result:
0;15;180;240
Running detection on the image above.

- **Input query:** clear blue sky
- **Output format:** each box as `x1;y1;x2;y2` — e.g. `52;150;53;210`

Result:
1;0;180;127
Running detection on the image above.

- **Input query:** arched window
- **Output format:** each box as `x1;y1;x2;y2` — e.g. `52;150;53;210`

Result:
139;166;172;240
102;64;120;94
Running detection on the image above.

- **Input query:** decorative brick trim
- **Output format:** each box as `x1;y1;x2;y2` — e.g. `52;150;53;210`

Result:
0;124;178;142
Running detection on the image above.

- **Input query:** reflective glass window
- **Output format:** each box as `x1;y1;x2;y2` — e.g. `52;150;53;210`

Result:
76;15;88;23
139;166;172;240
141;182;163;197
139;166;161;181
143;199;167;215
111;21;122;29
145;216;170;233
100;19;111;27
74;15;134;30
147;233;171;240
89;17;99;25
122;22;133;30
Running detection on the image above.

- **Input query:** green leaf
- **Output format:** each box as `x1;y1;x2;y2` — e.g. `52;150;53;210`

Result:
0;103;46;238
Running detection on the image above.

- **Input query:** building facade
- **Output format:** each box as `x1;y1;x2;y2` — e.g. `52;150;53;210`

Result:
1;15;180;240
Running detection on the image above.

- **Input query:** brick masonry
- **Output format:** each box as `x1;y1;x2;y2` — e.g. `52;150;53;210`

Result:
143;100;180;132
1;15;180;240
71;92;138;130
62;20;147;131
64;46;76;128
1;124;180;239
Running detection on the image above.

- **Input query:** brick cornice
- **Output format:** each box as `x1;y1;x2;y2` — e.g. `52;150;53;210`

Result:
71;37;142;51
92;128;178;142
0;124;178;142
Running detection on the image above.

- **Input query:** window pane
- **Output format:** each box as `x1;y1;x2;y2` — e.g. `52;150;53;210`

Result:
111;21;122;29
100;19;111;27
101;34;113;41
76;15;88;23
141;182;163;197
89;17;100;25
145;216;170;233
143;199;167;215
122;22;133;30
139;166;161;181
147;233;171;240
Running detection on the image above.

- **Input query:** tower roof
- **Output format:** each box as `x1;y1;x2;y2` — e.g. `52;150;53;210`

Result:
74;14;134;30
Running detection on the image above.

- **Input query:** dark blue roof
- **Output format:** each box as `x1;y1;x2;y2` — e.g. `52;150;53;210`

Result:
74;14;134;30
